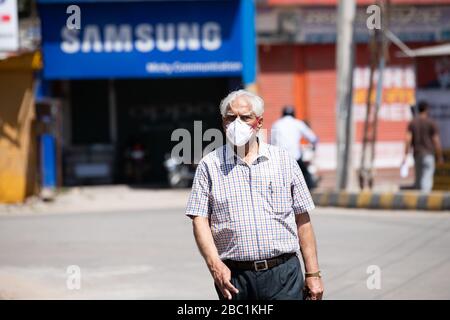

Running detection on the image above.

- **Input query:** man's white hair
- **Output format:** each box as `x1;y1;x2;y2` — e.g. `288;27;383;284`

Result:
219;89;265;117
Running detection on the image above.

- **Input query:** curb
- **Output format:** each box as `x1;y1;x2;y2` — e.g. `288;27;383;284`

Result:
311;191;450;211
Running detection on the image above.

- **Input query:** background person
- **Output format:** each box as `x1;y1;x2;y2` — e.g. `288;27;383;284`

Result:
271;106;319;189
402;101;444;192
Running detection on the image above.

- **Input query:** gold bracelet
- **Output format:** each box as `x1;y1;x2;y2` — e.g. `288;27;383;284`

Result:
305;271;321;278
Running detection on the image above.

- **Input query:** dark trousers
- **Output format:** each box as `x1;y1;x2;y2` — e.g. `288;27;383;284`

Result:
297;158;314;190
215;255;304;300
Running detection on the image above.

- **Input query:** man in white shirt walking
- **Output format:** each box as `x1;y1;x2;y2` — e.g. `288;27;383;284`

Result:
271;106;318;189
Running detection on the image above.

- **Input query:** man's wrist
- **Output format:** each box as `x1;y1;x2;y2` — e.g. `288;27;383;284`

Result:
305;270;322;278
206;256;222;269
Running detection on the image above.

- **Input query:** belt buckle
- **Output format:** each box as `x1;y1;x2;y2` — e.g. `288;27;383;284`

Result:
254;260;268;271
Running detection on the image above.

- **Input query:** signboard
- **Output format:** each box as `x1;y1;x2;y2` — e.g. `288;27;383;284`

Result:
38;0;246;79
0;0;19;51
417;56;450;89
353;65;416;122
257;5;450;44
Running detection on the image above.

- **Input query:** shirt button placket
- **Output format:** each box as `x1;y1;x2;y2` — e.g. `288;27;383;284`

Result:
248;163;262;261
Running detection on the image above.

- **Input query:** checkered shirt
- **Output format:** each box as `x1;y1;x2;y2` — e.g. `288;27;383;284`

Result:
185;141;315;262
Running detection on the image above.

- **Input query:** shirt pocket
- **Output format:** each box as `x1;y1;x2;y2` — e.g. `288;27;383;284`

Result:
255;179;292;214
269;182;293;214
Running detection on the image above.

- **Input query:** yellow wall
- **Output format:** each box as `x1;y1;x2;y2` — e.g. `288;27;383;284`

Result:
0;53;37;203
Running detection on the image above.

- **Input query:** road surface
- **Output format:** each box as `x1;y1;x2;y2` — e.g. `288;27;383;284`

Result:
0;207;449;299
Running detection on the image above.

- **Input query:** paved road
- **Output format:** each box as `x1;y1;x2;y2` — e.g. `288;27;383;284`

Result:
0;207;449;299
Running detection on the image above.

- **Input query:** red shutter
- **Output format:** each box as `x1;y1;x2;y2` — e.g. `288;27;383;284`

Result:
258;45;297;136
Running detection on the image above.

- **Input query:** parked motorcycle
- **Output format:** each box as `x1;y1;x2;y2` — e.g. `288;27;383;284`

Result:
301;143;321;190
163;154;196;188
124;142;148;184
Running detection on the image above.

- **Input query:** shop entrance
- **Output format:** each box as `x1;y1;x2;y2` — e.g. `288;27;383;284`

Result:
115;77;233;185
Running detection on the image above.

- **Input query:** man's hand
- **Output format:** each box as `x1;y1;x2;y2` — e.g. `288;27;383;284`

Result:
296;213;324;300
208;259;239;300
401;156;407;166
403;131;412;164
192;217;238;300
304;277;324;300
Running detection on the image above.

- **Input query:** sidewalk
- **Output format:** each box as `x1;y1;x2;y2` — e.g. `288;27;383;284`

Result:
0;186;191;216
313;168;450;211
1;185;448;216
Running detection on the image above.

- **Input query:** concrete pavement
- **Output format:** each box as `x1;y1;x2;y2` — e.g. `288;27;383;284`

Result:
0;186;192;216
0;198;449;299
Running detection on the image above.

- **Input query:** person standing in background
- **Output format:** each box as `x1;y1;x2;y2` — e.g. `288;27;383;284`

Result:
402;101;444;192
271;106;318;190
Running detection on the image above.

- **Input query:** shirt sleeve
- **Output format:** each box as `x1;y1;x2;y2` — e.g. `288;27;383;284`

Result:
185;160;211;219
288;153;315;214
431;120;439;136
298;121;318;144
270;121;280;146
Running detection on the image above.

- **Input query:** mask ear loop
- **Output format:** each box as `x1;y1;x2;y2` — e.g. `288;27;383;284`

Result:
250;116;262;130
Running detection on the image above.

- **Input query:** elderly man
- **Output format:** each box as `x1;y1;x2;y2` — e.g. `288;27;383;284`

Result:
185;90;324;300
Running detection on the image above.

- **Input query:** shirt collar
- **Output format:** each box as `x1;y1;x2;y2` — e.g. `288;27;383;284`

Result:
224;137;271;164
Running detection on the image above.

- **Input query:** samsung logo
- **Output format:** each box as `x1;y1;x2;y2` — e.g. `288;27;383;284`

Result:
61;22;222;54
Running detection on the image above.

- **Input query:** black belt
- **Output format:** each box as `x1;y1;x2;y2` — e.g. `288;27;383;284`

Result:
224;253;297;272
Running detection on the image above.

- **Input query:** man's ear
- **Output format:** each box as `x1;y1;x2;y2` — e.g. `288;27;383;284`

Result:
221;118;227;132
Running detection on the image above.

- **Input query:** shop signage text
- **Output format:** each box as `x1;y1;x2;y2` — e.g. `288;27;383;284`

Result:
258;5;450;44
61;22;222;54
353;65;416;122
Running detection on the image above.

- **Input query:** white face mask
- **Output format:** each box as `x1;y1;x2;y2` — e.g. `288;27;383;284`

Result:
226;118;255;147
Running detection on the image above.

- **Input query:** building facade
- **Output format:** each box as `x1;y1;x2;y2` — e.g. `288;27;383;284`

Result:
0;0;41;203
256;0;450;189
37;0;256;185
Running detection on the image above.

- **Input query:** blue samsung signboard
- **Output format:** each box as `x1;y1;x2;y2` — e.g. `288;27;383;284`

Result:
38;0;256;82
